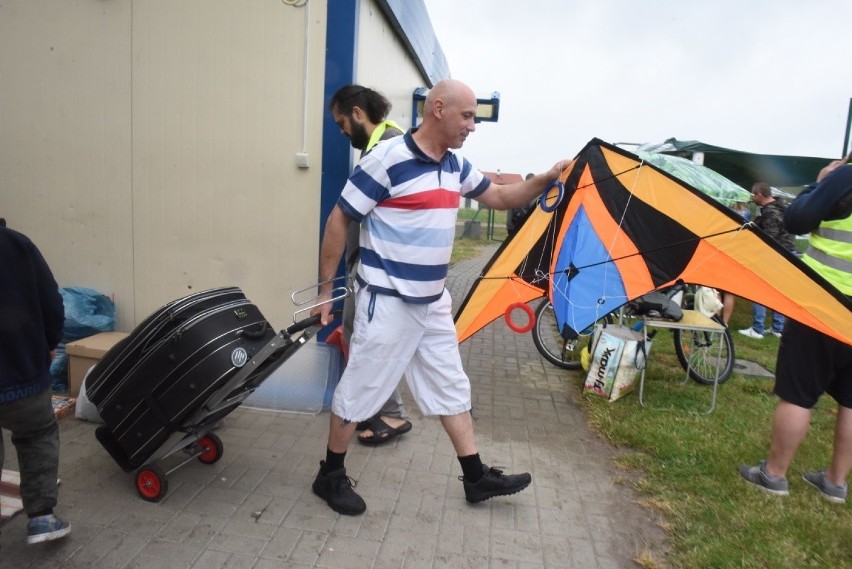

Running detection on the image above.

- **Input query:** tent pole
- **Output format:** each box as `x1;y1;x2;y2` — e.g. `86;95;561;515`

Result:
843;97;852;158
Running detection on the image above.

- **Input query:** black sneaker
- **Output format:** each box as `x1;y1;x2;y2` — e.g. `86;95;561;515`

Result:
461;464;531;503
312;461;366;515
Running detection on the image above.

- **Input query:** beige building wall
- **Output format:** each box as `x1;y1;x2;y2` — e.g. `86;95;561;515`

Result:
0;0;328;331
354;4;424;134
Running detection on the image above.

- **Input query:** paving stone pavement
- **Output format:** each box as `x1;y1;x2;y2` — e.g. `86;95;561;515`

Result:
0;243;668;569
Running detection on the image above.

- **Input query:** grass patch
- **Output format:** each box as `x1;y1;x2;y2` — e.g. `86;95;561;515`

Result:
581;302;850;568
451;229;851;568
451;208;507;265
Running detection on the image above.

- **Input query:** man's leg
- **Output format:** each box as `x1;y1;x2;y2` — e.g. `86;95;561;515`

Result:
771;311;785;335
752;303;766;334
327;413;357;453
440;411;477;457
721;292;735;326
765;400;811;478
377;389;407;420
1;389;70;544
3;389;59;518
312;413;364;515
358;390;411;443
828;405;852;486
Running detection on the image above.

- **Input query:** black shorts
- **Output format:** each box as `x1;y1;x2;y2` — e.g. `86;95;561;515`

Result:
774;318;852;408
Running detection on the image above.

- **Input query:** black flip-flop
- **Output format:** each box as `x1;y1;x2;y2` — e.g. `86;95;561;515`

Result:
357;417;412;446
355;414;379;431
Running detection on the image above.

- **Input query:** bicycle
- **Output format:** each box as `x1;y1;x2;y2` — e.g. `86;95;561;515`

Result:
531;286;735;385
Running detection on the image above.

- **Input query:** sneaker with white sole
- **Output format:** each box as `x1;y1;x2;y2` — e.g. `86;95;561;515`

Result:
768;330;783;338
26;514;71;544
738;460;788;496
738;328;764;340
803;469;847;504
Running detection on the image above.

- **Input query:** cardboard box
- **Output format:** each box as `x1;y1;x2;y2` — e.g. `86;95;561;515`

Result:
65;331;128;396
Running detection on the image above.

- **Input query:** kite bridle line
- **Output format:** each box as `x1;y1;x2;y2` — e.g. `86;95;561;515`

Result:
481;159;754;335
500;166;575;333
477;225;753;282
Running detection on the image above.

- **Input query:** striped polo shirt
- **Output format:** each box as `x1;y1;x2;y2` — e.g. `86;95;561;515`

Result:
338;129;491;303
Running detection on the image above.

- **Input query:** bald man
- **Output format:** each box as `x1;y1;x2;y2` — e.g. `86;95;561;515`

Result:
310;79;571;515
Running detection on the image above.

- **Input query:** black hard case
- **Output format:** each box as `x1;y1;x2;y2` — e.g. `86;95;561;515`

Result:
90;287;293;471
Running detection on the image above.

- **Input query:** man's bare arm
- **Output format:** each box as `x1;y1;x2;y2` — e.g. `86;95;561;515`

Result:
313;206;352;324
476;160;572;210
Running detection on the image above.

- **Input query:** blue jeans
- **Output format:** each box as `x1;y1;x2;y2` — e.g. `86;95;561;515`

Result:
752;303;784;334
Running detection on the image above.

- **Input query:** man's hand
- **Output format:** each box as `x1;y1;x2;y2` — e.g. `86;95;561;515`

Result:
310;285;335;326
547;159;574;180
817;153;850;183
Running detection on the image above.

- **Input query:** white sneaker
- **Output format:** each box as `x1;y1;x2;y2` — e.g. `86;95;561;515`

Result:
768;330;782;337
738;328;764;339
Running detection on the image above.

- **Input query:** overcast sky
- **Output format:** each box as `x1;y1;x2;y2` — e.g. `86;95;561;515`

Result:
424;0;852;176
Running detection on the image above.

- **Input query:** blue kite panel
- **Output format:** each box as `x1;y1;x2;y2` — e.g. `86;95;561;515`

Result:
550;206;628;336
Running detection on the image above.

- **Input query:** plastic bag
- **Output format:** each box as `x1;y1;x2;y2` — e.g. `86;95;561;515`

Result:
59;287;116;341
50;287;115;391
694;286;724;319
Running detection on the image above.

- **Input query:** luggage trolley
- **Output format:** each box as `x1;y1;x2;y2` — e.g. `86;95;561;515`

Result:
87;284;347;502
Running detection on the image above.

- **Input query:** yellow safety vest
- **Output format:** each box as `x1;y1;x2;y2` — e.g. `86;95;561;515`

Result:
366;120;404;153
802;212;852;294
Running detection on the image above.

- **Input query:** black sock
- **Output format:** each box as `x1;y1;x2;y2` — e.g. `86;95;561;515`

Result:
323;448;346;474
458;453;484;482
28;509;53;519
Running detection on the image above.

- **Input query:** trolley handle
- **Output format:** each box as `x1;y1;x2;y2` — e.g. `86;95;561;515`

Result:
290;277;351;324
286;309;341;335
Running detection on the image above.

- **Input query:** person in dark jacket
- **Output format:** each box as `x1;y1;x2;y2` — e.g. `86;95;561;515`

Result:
0;224;71;544
738;182;797;339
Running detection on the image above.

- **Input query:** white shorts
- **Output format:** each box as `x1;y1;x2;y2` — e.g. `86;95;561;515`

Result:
331;287;471;422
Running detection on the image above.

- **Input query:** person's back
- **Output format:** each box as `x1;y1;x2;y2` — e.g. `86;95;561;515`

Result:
752;183;795;252
0;227;65;400
0;225;71;544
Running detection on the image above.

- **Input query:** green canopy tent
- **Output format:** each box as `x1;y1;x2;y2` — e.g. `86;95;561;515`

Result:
633;150;751;207
636;138;833;190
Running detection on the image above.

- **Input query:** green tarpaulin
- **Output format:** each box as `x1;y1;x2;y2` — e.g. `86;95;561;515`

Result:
637;138;833;190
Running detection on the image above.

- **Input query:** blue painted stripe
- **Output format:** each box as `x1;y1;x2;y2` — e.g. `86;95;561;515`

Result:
366;218;455;247
360;248;449;282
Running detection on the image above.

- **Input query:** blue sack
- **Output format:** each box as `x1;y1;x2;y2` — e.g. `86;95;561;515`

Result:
51;287;116;391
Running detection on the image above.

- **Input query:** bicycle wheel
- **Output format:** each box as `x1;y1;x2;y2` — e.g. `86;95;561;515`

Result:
673;315;735;385
531;299;610;370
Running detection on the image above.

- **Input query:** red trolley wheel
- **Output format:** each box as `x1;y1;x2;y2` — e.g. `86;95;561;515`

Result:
135;464;168;502
197;433;223;465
